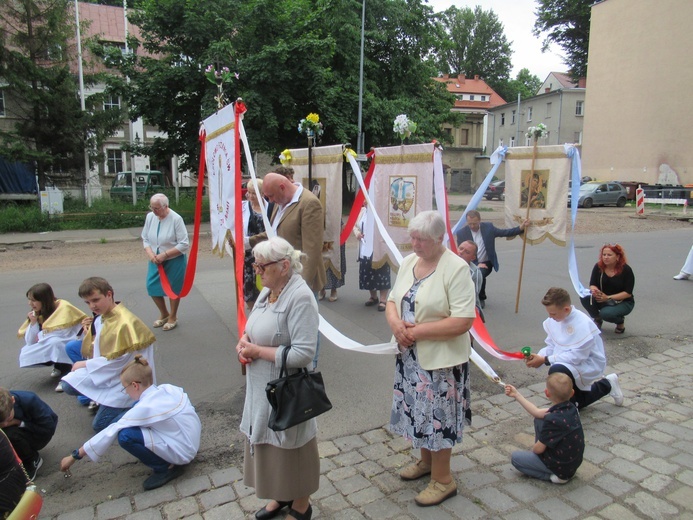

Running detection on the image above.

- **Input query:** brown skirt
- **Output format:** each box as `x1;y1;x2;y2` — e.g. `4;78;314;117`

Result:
243;437;320;501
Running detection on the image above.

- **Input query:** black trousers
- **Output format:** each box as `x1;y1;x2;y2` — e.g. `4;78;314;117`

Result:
3;425;53;466
478;265;493;300
548;364;611;410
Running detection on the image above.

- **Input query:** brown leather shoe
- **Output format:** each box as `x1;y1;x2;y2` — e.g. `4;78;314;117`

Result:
414;479;457;506
399;460;431;481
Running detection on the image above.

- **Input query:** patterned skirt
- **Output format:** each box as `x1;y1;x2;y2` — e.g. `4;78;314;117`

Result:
389;347;471;451
358;256;391;291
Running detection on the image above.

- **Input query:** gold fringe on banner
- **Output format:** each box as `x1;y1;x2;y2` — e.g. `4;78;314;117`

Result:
506;151;566;161
290;153;344;166
374;153;433;165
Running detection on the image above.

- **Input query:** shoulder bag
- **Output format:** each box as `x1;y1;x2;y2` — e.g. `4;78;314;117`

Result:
265;347;332;431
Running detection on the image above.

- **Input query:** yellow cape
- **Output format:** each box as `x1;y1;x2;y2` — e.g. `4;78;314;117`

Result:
81;303;156;360
17;299;87;339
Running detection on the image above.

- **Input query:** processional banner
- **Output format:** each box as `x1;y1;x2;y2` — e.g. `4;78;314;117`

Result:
203;104;241;255
287;144;344;279
504;145;570;245
369;143;435;270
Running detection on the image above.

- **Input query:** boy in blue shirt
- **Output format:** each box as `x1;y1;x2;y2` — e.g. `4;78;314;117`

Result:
505;372;584;484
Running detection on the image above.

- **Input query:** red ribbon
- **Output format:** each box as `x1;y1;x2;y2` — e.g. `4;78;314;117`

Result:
233;102;247;334
340;150;376;245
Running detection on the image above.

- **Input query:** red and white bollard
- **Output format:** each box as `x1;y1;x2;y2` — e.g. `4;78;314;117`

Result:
636;186;645;215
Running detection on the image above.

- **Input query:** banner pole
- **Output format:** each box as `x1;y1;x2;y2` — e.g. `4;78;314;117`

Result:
515;141;536;313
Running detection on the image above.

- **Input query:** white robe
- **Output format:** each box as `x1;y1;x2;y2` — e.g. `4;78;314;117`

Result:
83;384;201;465
61;316;156;408
19;322;82;367
538;306;606;390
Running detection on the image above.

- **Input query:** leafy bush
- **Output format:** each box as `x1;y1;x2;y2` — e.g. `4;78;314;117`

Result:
0;205;61;233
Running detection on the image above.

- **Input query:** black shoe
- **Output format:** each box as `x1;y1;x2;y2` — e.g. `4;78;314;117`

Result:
256;500;292;520
27;454;43;481
143;465;185;490
287;504;312;520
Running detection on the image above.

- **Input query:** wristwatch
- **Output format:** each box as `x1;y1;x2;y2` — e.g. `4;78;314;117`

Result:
544;356;551;366
71;449;83;460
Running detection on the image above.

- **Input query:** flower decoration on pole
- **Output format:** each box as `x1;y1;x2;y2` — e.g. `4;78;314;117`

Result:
279;149;292;165
393;114;417;144
298;113;324;141
526;123;548;142
205;64;239;109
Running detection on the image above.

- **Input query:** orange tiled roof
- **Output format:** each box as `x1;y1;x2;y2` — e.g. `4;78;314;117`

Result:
433;74;506;110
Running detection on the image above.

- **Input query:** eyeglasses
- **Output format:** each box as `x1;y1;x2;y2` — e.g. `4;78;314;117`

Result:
252;259;284;273
121;381;141;393
149;205;163;211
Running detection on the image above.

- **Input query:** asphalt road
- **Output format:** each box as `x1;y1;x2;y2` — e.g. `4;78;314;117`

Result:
0;225;691;514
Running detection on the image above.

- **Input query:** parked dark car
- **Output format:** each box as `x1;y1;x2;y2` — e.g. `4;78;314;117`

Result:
568;181;628;208
484;180;505;201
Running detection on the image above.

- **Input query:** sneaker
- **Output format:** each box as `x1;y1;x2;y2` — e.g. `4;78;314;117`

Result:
143;465;185;490
27;455;43;481
673;272;690;280
605;373;624;406
50;367;62;378
55;382;64;393
399;460;432;481
88;401;99;412
550;473;570;484
414;479;457;506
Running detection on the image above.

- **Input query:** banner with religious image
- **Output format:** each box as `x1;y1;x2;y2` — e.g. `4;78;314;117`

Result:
287;144;344;279
504;145;570;245
369;143;435;270
203;104;239;255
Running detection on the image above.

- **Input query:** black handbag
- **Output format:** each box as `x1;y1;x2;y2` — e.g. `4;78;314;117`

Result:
265;347;332;431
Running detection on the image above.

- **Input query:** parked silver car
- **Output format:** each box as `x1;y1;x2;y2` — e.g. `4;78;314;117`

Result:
569;181;628;208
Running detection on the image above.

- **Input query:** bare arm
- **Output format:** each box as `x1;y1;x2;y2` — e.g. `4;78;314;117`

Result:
505;384;548;420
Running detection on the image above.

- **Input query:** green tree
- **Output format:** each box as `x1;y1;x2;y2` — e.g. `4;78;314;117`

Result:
503;68;542;102
533;0;591;80
434;6;512;99
0;0;122;190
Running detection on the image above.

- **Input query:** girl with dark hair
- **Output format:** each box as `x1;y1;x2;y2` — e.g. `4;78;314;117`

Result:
580;244;635;333
19;283;87;385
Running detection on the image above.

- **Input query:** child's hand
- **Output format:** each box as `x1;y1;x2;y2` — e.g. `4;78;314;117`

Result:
504;384;518;398
525;354;544;369
60;455;76;472
27;310;38;324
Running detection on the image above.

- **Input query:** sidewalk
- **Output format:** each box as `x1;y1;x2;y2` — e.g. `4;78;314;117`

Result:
50;344;693;520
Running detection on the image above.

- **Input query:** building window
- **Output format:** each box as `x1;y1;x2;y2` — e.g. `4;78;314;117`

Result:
481;95;486;101
525;136;531;146
469;95;475;101
0;89;5;117
509;136;515;147
106;149;124;174
546;102;552;118
459;129;469;146
575;100;584;116
527;107;533;122
500;113;505;125
511;110;516;124
574;131;583;144
103;94;120;111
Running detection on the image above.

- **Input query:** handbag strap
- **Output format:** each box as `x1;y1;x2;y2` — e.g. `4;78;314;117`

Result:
279;346;291;378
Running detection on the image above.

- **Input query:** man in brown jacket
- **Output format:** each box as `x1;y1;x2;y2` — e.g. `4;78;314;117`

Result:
249;172;326;293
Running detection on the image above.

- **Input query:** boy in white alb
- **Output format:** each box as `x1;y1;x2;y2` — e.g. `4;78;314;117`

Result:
61;277;156;431
60;355;201;490
525;287;623;409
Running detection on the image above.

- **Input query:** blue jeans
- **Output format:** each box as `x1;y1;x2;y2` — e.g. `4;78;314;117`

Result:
118;427;169;473
64;340;91;406
61;381;129;432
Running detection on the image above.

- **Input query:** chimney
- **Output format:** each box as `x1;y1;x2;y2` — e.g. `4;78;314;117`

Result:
545;88;550;93
474;75;479;80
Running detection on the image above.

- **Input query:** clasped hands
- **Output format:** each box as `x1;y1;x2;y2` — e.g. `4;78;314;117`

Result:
590;288;609;303
236;334;259;364
391;320;416;350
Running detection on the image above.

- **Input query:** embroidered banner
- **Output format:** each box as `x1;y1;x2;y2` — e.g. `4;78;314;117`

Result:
288;144;344;279
504;145;570;246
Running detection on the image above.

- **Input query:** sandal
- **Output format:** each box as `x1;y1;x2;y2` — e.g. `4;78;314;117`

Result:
615;323;625;334
365;297;378;307
318;290;326;301
153;316;170;328
162;321;178;331
378;301;387;312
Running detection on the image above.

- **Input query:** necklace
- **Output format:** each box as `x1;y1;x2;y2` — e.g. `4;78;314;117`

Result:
268;281;289;304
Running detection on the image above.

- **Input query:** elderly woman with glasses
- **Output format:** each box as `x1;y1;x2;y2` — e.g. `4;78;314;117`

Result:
386;211;476;507
580;243;635;334
141;193;189;331
235;236;319;520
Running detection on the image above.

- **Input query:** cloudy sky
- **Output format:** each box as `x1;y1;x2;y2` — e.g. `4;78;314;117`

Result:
426;0;567;81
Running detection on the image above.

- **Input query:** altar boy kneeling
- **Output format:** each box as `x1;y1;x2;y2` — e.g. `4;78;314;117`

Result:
60;355;201;491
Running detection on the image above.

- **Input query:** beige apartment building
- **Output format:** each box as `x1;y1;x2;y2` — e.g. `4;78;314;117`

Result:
582;0;692;186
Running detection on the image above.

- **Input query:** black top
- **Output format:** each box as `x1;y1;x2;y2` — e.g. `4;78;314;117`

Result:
589;263;635;302
0;431;26;514
538;401;585;480
11;391;58;439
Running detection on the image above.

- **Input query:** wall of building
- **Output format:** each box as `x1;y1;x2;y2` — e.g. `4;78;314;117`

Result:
582;0;692;185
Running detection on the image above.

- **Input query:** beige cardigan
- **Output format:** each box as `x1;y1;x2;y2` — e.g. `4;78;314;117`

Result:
388;249;476;370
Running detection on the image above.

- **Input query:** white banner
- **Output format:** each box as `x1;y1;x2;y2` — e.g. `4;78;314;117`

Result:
504;145;570;245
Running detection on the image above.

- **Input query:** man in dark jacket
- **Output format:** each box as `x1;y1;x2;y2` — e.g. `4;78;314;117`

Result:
455;210;529;307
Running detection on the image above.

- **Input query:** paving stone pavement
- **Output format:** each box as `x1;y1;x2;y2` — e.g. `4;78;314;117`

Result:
49;345;693;520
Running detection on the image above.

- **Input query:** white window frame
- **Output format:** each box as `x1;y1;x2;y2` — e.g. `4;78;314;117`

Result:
481;95;486;101
469;94;475;101
511;110;516;124
509;136;515;147
103;94;121;111
106;149;124;175
527;106;533;122
500;113;505;125
575;100;584;116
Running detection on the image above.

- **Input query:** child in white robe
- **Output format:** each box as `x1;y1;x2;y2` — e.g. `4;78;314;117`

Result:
60;355;201;491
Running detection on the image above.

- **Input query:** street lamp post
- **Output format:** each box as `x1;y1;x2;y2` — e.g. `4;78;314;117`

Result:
357;0;366;156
